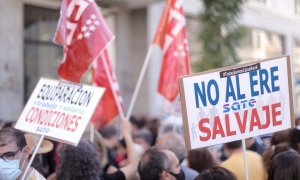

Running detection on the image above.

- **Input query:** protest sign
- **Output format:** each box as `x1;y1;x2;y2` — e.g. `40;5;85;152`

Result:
179;56;294;150
15;78;105;146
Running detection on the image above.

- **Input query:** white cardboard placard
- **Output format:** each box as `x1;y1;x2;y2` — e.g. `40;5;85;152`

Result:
179;56;294;149
15;78;105;146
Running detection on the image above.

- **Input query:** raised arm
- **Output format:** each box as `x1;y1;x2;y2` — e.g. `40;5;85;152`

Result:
119;118;140;179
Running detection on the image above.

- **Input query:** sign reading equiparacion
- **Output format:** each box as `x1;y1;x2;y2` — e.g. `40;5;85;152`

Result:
15;78;105;146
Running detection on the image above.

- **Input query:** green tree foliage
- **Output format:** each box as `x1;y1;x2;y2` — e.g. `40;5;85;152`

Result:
194;0;246;72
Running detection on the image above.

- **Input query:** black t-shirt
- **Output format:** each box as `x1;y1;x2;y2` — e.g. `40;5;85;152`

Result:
106;148;119;168
102;170;126;180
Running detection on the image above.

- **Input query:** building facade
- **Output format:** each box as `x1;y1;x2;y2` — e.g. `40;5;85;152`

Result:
0;0;299;122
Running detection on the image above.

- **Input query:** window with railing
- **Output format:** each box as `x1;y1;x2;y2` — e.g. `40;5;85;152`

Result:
237;27;283;63
24;5;61;101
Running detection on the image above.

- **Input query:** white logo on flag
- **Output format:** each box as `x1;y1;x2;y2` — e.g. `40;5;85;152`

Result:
77;14;101;40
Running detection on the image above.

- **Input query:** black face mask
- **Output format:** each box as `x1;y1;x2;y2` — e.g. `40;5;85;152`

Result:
168;169;185;180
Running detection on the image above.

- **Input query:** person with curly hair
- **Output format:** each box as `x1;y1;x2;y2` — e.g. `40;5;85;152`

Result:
56;139;101;180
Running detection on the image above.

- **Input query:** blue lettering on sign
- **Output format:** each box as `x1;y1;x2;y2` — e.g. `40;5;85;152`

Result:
36;127;50;133
249;70;259;97
207;80;219;106
225;76;236;102
270;66;280;92
223;99;256;113
236;75;245;100
194;82;207;107
194;65;280;109
259;69;271;95
249;66;280;97
225;75;245;102
194;80;219;108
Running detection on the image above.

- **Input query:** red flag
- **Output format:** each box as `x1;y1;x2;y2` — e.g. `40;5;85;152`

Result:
54;0;114;82
153;0;191;101
91;49;124;129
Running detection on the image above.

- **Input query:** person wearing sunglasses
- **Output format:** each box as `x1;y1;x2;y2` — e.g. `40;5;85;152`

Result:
0;127;45;180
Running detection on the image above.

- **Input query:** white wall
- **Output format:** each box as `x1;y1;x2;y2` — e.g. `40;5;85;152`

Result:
0;0;24;121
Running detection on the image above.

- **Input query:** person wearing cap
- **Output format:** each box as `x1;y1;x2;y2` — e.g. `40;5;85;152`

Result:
0;127;46;180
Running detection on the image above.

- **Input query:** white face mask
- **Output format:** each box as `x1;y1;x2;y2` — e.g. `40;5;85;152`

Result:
0;150;25;180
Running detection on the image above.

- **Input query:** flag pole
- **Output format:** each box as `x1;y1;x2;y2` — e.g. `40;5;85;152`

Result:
100;51;126;120
90;123;95;142
21;134;45;180
242;138;249;180
125;45;154;120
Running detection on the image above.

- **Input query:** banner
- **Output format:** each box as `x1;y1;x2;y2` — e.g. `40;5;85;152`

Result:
153;0;191;101
15;78;105;146
54;0;114;82
91;49;124;129
179;56;294;149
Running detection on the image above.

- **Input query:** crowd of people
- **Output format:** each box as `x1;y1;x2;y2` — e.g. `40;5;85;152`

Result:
0;116;300;180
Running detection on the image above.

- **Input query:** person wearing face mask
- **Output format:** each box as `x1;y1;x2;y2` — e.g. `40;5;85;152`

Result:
138;147;185;180
0;127;46;180
156;132;199;180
